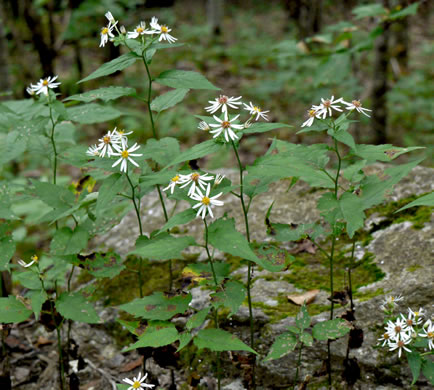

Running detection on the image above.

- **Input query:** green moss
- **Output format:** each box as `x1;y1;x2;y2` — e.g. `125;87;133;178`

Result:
353;287;384;302
406;264;422;272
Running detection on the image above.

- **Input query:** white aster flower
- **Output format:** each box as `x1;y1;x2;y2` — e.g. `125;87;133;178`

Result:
123;372;155;389
115;128;133;147
18;255;38;268
32;76;61;95
86;144;100;157
388;335;412;358
198;121;210;131
243;102;269;121
96;129;122;158
408;307;426;320
209;112;244;142
312;96;344;119
180;172;214;196
150;17;177;43
26;85;36;96
111;143;142;173
127;21;155;39
190;183;224;219
386;318;411;340
378;331;393;347
344;99;372;117
419;319;434;350
163;174;183;194
100;23;115;47
105;11;116;25
402;308;424;330
301;108;321;128
205;95;243;114
381;295;404;311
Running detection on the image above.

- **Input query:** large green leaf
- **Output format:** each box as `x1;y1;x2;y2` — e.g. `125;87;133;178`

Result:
396;192;434;212
56;292;99;323
422;358;434;385
119;291;192;320
338;192;365;238
155;70;219;90
243;122;292;135
65;87;136;102
85;252;125;279
389;2;419;20
353;144;424;162
0;131;27;165
406;351;422;385
78;52;139;83
0;236;16;270
186;308;210;331
352;3;387;19
312;319;351;341
28;290;47;320
164;139;223;168
211;280;246;316
150;88;189;112
32;180;75;209
129;233;196;260
0;296;32;324
123;322;179;351
142;137;180;166
50;227;89;255
158;208;197;234
95;173;125;217
14;271;42;290
194;328;257;353
263;332;297;361
67;103;121;124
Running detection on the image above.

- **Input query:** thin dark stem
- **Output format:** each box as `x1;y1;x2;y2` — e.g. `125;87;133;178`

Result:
348;239;356;311
156;184;169;222
48;103;58;185
231;140;255;388
53;284;65;390
294;340;303;389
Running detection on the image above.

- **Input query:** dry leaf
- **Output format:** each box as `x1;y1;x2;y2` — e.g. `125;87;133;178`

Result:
287;289;319;305
35;336;54;347
120;356;144;373
290;239;317;255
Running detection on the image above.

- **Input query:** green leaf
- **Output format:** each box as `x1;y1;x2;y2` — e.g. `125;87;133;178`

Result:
0;236;16;270
353;144;424;162
52;99;69;121
211;281;246;316
312;319;351;341
56;292;99;323
254;245;294;272
0;296;32;323
158;208;197;234
32;180;75;209
123;322;179;351
406;351;422;385
330;128;356;150
263;332;297;361
207;218;261;265
65;87;136;102
139;170;178;187
422;358;434;385
300;332;313;346
78;52;139;83
0;131;27;165
186;308;210;331
50;227;89;255
296;305;311;330
243;122;292;135
95;173;125;217
352;3;387;19
155;70;219;90
177;332;193;352
119;292;192;321
142;137;180;166
28;290;47;320
194;328;257;354
389;3;419;20
86;252;125;279
164;139;223;168
150;88;189;112
396;192;434;212
67;103;121;124
14;271;42;290
129;233;196;260
338;192;365;238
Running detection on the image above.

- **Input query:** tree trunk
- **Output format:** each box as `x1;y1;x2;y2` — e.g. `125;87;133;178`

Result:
285;0;322;40
0;18;10;97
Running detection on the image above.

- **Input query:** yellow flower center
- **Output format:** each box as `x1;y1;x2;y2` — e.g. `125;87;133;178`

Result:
253;106;261;112
136;27;144;33
102;27;109;35
202;196;210;205
218;95;228;104
42;80;49;86
118;130;125;135
191;173;200;181
171;175;180;182
103;136;111;144
161;26;169;33
352;100;361;107
121;150;129;158
132;381;141;389
395;326;401;333
222;121;231;128
428;332;434;339
383;333;389;339
308;109;316;118
31;255;38;262
414;311;419;316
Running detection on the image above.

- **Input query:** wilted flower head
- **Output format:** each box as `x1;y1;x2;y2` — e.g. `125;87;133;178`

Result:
198;121;210;132
344;99;372;117
150;17;177;43
312;96;344;119
105;11;116;24
243;102;269;121
18;255;39;268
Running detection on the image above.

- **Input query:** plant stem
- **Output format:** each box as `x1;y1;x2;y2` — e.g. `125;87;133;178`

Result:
231;140;256;388
126;172;144;298
47;97;59;230
348;239;356;311
294;340;303;389
204;219;221;390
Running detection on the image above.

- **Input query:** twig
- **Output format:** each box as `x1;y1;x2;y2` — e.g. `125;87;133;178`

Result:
85;358;118;390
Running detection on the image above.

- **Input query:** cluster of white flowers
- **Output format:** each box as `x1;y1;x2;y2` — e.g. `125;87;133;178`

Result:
301;96;372;128
199;94;270;142
163;172;225;219
27;76;61;96
378;297;432;358
122;371;154;389
86;128;142;173
100;11;177;47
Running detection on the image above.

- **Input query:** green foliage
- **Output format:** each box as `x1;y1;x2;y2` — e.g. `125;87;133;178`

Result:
55;292;99;323
0;235;16;270
194;328;257;354
95;173;125;217
296;305;311;330
406;351;422;385
119;292;192;321
67;103;122;124
186;308;210;331
123;322;179;351
0;296;33;323
165;139;223;168
396;192;434;212
65;87;136;102
155;70;219;90
211;280;246;316
264;332;297;361
142;137;180;166
422;359;434;385
243;122;292;135
312;319;351;341
150;89;190;112
158;209;197;234
50;227;89;255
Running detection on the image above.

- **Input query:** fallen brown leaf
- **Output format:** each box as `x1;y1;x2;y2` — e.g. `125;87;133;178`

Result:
35;336;54;347
119;356;144;373
290;239;317;255
287;289;319;305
